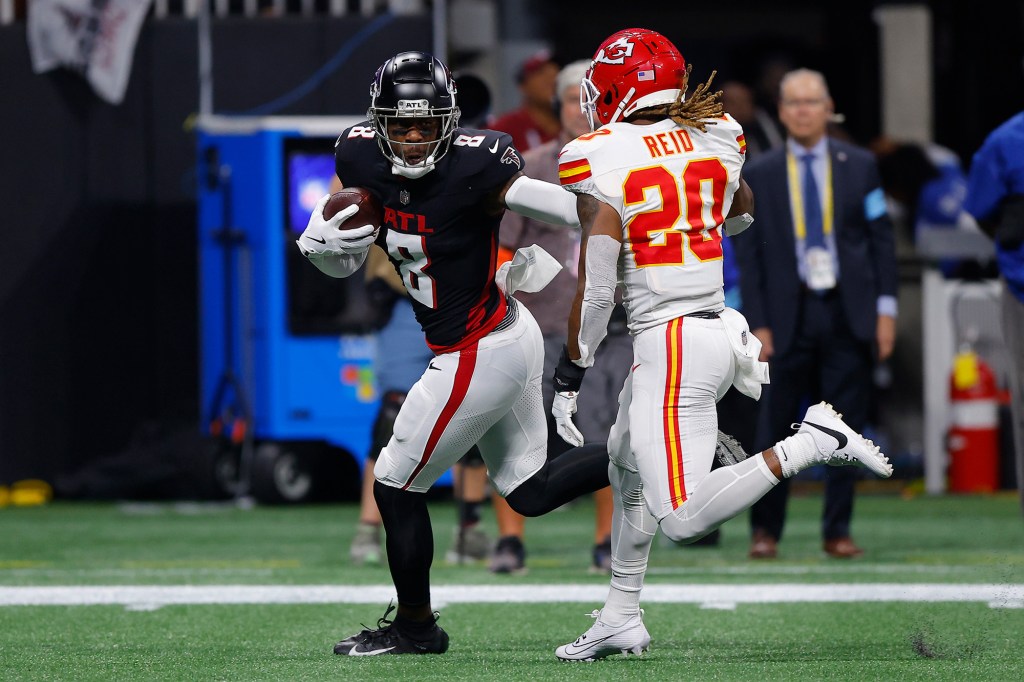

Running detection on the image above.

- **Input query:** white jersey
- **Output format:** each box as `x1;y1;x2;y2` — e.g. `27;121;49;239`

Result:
558;115;746;332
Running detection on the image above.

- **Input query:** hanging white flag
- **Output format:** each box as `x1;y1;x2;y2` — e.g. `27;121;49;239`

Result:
27;0;154;105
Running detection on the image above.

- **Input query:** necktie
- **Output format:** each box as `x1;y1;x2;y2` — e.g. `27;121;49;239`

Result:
801;153;825;249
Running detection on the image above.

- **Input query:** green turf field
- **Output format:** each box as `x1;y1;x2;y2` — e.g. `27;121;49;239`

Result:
2;493;1023;680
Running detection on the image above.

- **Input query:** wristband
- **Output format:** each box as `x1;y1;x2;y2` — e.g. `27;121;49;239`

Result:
552;345;587;393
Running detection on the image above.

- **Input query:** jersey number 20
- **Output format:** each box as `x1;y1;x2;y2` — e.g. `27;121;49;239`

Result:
624;160;727;267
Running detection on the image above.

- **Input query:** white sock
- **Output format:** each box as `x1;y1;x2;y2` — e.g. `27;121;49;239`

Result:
774;432;821;478
599;463;656;628
602;572;644;627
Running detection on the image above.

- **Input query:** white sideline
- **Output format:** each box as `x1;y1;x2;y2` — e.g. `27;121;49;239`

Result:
1;584;1022;608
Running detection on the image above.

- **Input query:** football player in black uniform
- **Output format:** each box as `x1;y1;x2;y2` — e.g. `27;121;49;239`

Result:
297;51;609;656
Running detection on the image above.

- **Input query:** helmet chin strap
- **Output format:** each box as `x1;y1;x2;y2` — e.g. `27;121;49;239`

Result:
392;154;437;179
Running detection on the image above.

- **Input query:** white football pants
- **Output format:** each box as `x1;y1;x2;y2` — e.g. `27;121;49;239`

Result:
374;303;548;495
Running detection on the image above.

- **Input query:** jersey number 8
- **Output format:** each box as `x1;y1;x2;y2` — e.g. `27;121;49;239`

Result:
385;231;437;309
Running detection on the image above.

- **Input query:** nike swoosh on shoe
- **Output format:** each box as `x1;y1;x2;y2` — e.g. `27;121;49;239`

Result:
348;645;395;656
803;420;848;449
563;633;616;655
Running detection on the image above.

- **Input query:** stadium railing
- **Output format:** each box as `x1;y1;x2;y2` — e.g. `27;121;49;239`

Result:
0;0;427;24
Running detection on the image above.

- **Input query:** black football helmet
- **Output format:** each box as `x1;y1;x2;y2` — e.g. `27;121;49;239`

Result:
368;51;460;173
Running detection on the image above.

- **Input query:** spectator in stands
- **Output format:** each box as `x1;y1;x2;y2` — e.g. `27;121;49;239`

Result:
876;140;986;279
876;141;976;235
964;110;1024;518
721;80;784;160
490;50;560;152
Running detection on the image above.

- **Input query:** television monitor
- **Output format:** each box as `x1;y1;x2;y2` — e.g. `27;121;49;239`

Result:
283;136;384;335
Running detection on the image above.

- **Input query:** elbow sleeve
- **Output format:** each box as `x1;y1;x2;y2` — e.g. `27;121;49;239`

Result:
576;235;620;368
504;176;580;227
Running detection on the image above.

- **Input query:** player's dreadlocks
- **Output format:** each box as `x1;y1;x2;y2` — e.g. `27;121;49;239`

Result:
632;64;724;132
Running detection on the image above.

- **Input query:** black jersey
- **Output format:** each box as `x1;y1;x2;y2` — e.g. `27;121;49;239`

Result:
335;123;524;353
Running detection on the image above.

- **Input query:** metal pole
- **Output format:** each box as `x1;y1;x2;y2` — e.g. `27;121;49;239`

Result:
198;0;213;116
433;0;447;64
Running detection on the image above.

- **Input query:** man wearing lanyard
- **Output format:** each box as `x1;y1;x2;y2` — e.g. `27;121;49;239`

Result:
733;69;899;559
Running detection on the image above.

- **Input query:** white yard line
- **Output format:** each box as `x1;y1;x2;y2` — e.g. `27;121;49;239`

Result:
1;584;1022;609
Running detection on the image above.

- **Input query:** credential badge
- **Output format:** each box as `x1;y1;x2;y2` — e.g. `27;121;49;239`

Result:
400;189;410;205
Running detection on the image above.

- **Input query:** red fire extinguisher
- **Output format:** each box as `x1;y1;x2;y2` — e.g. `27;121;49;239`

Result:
947;347;1000;493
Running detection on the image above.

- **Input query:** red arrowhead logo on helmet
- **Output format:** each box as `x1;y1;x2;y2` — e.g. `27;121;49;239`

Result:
594;36;636;65
581;28;686;129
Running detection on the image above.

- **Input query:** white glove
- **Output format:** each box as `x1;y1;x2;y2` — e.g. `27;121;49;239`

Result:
296;194;379;257
552;391;584;447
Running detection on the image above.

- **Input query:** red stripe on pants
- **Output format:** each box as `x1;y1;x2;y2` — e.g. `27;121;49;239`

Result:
663;318;687;508
401;344;479;490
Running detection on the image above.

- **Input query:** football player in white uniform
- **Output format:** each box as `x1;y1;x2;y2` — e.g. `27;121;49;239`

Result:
550;29;893;661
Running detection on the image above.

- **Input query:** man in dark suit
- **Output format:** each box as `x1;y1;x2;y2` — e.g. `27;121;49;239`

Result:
733;69;898;559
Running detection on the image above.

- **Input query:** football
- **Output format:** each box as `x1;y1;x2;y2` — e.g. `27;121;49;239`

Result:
323;187;383;230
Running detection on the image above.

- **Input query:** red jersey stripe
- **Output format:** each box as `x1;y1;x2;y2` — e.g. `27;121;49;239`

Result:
558;158;593;185
558;158;591;171
559;168;593;185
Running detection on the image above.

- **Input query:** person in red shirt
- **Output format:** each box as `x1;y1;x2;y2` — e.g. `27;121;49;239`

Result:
491;50;560;152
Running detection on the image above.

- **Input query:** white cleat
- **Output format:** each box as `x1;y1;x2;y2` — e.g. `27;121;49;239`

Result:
555;609;651;661
796;402;893;478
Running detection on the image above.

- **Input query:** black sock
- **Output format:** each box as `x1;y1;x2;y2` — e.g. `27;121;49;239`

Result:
393;613;438;639
373;480;433;609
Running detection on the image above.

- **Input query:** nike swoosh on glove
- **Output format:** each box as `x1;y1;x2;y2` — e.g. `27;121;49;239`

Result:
552;391;584;447
296;194;379;257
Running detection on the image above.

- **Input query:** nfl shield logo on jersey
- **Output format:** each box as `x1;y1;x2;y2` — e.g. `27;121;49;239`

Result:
400;189;410;205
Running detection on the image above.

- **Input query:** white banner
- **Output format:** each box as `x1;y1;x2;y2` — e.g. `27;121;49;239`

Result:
27;0;154;104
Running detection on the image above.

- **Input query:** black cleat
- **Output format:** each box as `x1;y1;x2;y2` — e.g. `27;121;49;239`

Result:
714;430;750;467
334;602;450;656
